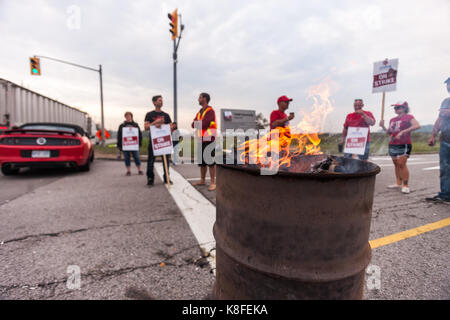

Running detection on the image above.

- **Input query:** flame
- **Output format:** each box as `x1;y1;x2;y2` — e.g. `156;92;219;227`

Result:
239;77;335;170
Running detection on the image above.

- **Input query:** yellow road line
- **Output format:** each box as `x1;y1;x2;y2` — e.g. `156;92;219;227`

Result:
369;218;450;249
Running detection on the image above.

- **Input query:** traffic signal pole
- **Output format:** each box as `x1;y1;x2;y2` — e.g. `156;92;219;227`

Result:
168;10;184;124
173;39;178;123
32;55;106;145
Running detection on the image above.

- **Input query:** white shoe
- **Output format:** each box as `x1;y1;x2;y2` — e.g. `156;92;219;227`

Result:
387;184;402;189
401;187;410;194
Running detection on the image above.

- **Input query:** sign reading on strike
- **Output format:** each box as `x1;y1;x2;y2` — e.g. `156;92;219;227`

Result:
372;58;399;93
122;127;139;151
150;124;173;156
344;127;369;155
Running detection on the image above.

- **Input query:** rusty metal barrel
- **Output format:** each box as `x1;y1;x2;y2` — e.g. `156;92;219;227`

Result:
213;155;380;299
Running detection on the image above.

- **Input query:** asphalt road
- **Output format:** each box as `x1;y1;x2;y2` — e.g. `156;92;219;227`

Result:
0;161;214;300
176;153;449;300
0;154;448;300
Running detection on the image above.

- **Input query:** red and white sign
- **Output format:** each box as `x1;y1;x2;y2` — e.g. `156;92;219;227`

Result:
122;127;139;151
372;58;399;93
344;127;369;155
150;124;173;156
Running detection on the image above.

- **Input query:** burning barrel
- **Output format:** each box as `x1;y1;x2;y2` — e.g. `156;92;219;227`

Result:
213;154;380;300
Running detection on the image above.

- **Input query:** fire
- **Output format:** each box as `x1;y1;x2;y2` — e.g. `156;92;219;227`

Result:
239;77;336;170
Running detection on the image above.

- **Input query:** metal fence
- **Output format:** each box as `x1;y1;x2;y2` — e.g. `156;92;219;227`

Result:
0;78;94;134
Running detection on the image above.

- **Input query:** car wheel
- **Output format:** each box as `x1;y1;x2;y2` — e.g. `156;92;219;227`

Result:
79;158;91;172
90;151;95;162
1;165;19;176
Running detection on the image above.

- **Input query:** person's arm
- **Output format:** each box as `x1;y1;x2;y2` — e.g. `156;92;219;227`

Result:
428;117;441;146
342;127;348;144
271;117;290;128
379;119;390;134
117;124;123;150
395;117;420;140
341;116;349;143
144;115;164;131
363;112;376;126
137;124;143;147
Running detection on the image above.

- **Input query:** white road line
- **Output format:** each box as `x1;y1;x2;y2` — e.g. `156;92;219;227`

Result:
378;161;438;167
155;163;216;273
186;177;211;181
423;166;440;171
372;157;423;161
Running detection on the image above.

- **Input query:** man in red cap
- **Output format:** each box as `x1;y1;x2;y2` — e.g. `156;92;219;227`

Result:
270;95;295;130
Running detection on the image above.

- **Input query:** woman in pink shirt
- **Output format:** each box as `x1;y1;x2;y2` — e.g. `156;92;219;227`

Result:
379;101;421;194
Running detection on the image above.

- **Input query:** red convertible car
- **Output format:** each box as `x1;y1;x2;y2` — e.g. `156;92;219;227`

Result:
0;123;94;175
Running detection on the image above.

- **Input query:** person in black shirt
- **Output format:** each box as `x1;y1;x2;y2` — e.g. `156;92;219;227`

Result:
144;95;173;186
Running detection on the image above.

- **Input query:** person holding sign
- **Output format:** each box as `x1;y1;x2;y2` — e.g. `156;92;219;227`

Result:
144;95;173;186
379;101;421;194
117;111;143;176
341;99;376;160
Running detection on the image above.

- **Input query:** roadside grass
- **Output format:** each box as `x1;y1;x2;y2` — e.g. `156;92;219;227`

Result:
94;132;440;157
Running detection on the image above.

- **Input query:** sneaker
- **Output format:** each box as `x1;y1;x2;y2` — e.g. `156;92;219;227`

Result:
138;171;143;175
147;179;154;186
164;180;173;185
126;172;131;176
401;186;410;194
387;184;402;189
426;195;450;204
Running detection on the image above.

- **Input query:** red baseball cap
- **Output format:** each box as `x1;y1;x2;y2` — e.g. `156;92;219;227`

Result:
391;101;408;108
277;95;293;103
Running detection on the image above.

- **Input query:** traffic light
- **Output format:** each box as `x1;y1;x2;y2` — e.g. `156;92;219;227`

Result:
30;57;41;76
168;9;178;40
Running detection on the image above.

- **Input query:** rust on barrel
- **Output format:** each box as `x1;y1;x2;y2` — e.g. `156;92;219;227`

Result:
213;154;380;300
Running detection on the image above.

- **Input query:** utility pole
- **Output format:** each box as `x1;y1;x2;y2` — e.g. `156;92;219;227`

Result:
31;55;106;145
168;9;184;123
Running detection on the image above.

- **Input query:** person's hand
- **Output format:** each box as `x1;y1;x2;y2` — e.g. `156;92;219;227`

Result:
394;131;404;140
379;120;385;127
355;109;364;115
428;136;436;146
288;112;295;121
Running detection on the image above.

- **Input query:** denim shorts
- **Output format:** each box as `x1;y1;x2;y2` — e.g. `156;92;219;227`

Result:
389;144;412;158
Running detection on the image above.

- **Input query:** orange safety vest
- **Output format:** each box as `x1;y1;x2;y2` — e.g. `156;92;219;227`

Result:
195;107;217;139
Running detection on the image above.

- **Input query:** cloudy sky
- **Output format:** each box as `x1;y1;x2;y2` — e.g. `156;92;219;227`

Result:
1;0;449;132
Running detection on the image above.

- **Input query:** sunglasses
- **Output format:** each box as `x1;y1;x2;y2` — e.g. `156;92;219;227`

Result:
394;106;404;110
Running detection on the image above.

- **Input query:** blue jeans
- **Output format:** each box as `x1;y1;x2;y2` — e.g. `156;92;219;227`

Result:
438;140;450;200
123;151;141;167
344;142;370;160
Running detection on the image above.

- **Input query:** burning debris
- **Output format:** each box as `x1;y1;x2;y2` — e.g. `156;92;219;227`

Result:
238;78;336;172
310;155;340;173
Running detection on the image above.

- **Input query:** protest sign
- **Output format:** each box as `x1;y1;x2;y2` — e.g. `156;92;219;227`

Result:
150;124;173;156
373;58;399;120
150;124;173;188
344;127;369;156
122;127;139;151
372;58;399;93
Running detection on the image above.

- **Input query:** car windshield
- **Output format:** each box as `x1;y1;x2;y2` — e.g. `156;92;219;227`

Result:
20;125;76;133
